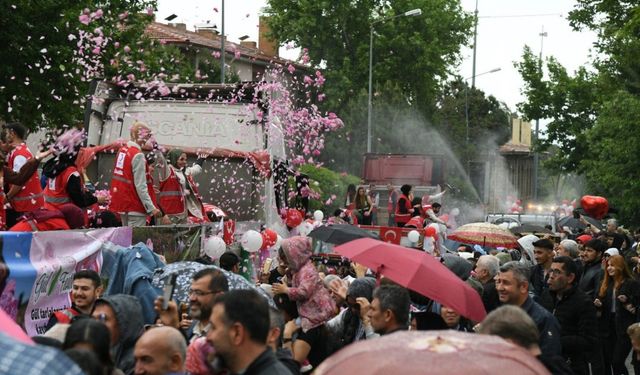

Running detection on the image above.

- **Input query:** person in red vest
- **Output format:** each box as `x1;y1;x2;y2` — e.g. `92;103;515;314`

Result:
157;148;209;224
9;204;85;232
42;129;107;212
395;184;415;227
2;123;44;227
44;269;103;331
0;148;51;230
109;122;162;226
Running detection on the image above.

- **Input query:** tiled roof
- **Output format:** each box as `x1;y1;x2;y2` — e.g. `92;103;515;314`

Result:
145;22;304;68
499;142;532;154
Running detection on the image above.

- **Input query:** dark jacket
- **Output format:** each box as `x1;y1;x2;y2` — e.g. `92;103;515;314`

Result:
522;296;563;357
615;278;640;335
481;279;500;313
529;264;549;299
540;285;597;374
99;295;144;375
578;260;603;299
276;348;301;375
243;348;294;375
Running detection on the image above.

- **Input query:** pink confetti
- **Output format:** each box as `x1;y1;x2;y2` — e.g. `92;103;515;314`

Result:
79;14;90;25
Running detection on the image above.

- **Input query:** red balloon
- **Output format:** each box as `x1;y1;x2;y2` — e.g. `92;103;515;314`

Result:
580;195;609;220
261;229;278;250
285;208;303;228
424;226;437;237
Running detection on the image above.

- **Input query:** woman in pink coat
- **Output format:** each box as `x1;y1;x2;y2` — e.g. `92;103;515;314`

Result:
272;236;337;369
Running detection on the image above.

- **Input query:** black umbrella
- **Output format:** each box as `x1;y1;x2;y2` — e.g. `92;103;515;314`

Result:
510;224;552;235
557;215;603;231
308;224;379;245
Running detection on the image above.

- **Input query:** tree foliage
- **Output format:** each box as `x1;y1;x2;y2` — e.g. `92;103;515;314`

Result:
264;0;473;115
516;1;640;224
0;0;238;130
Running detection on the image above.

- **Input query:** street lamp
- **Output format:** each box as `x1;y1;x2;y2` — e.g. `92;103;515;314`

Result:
533;26;547;201
464;67;501;169
220;0;225;83
367;8;423;153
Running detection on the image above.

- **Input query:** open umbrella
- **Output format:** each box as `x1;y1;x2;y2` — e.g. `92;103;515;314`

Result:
449;222;519;248
314;330;550;375
151;261;275;307
334;238;486;322
308;224;379;245
510;224;552;235
557;215;603;232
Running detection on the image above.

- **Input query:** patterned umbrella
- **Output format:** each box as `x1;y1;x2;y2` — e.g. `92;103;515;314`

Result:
151;261;274;307
449;222;519;248
315;330;550;375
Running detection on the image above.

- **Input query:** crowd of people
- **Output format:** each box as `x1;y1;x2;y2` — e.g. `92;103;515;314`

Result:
0;121;214;233
3;120;640;375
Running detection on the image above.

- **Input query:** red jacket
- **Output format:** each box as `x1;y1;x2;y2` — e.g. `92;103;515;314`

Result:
405;215;424;229
44;166;79;210
394;194;413;224
158;167;205;216
8;143;44;212
109;144;149;214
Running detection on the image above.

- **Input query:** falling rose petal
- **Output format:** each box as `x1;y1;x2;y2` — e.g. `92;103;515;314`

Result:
79;14;90;25
287;64;295;74
213;7;218;12
146;7;154;16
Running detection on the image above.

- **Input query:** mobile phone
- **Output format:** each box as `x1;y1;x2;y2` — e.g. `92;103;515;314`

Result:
162;274;177;310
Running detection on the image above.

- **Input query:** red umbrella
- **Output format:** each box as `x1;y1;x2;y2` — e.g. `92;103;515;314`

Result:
0;308;32;345
315;330;550;375
334;238;486;322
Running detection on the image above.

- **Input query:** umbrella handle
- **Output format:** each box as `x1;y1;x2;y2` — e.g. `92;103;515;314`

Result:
375;265;384;286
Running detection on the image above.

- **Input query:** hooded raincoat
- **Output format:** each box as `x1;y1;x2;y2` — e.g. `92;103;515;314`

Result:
98;294;145;375
281;236;336;332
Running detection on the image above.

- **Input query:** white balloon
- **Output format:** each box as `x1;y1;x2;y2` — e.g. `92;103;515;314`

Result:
408;230;420;243
203;236;226;260
297;222;314;237
450;208;460;216
241;230;263;252
313;210;324;222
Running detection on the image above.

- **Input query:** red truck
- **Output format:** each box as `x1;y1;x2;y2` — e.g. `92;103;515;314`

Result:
362;153;445;225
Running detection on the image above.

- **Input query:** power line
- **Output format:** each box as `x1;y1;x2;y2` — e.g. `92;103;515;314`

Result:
479;13;563;19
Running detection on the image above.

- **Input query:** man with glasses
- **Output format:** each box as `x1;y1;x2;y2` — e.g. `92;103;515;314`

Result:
540;256;599;375
155;268;229;343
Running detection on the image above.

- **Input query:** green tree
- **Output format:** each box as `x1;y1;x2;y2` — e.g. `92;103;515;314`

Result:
0;0;157;129
264;0;472;117
515;2;640;224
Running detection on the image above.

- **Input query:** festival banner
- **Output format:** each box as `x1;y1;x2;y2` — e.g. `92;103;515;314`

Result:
0;228;132;336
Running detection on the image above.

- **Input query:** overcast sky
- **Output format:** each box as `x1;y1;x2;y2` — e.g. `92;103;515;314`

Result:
156;0;597;113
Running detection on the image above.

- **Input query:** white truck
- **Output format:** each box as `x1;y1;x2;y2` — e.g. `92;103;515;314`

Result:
83;80;290;230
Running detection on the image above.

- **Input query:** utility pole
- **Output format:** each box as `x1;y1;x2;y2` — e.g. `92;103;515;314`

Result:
471;0;479;88
532;26;547;201
220;0;225;83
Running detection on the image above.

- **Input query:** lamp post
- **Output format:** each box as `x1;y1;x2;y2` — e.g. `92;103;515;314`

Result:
220;0;225;83
367;8;422;153
532;26;547;201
